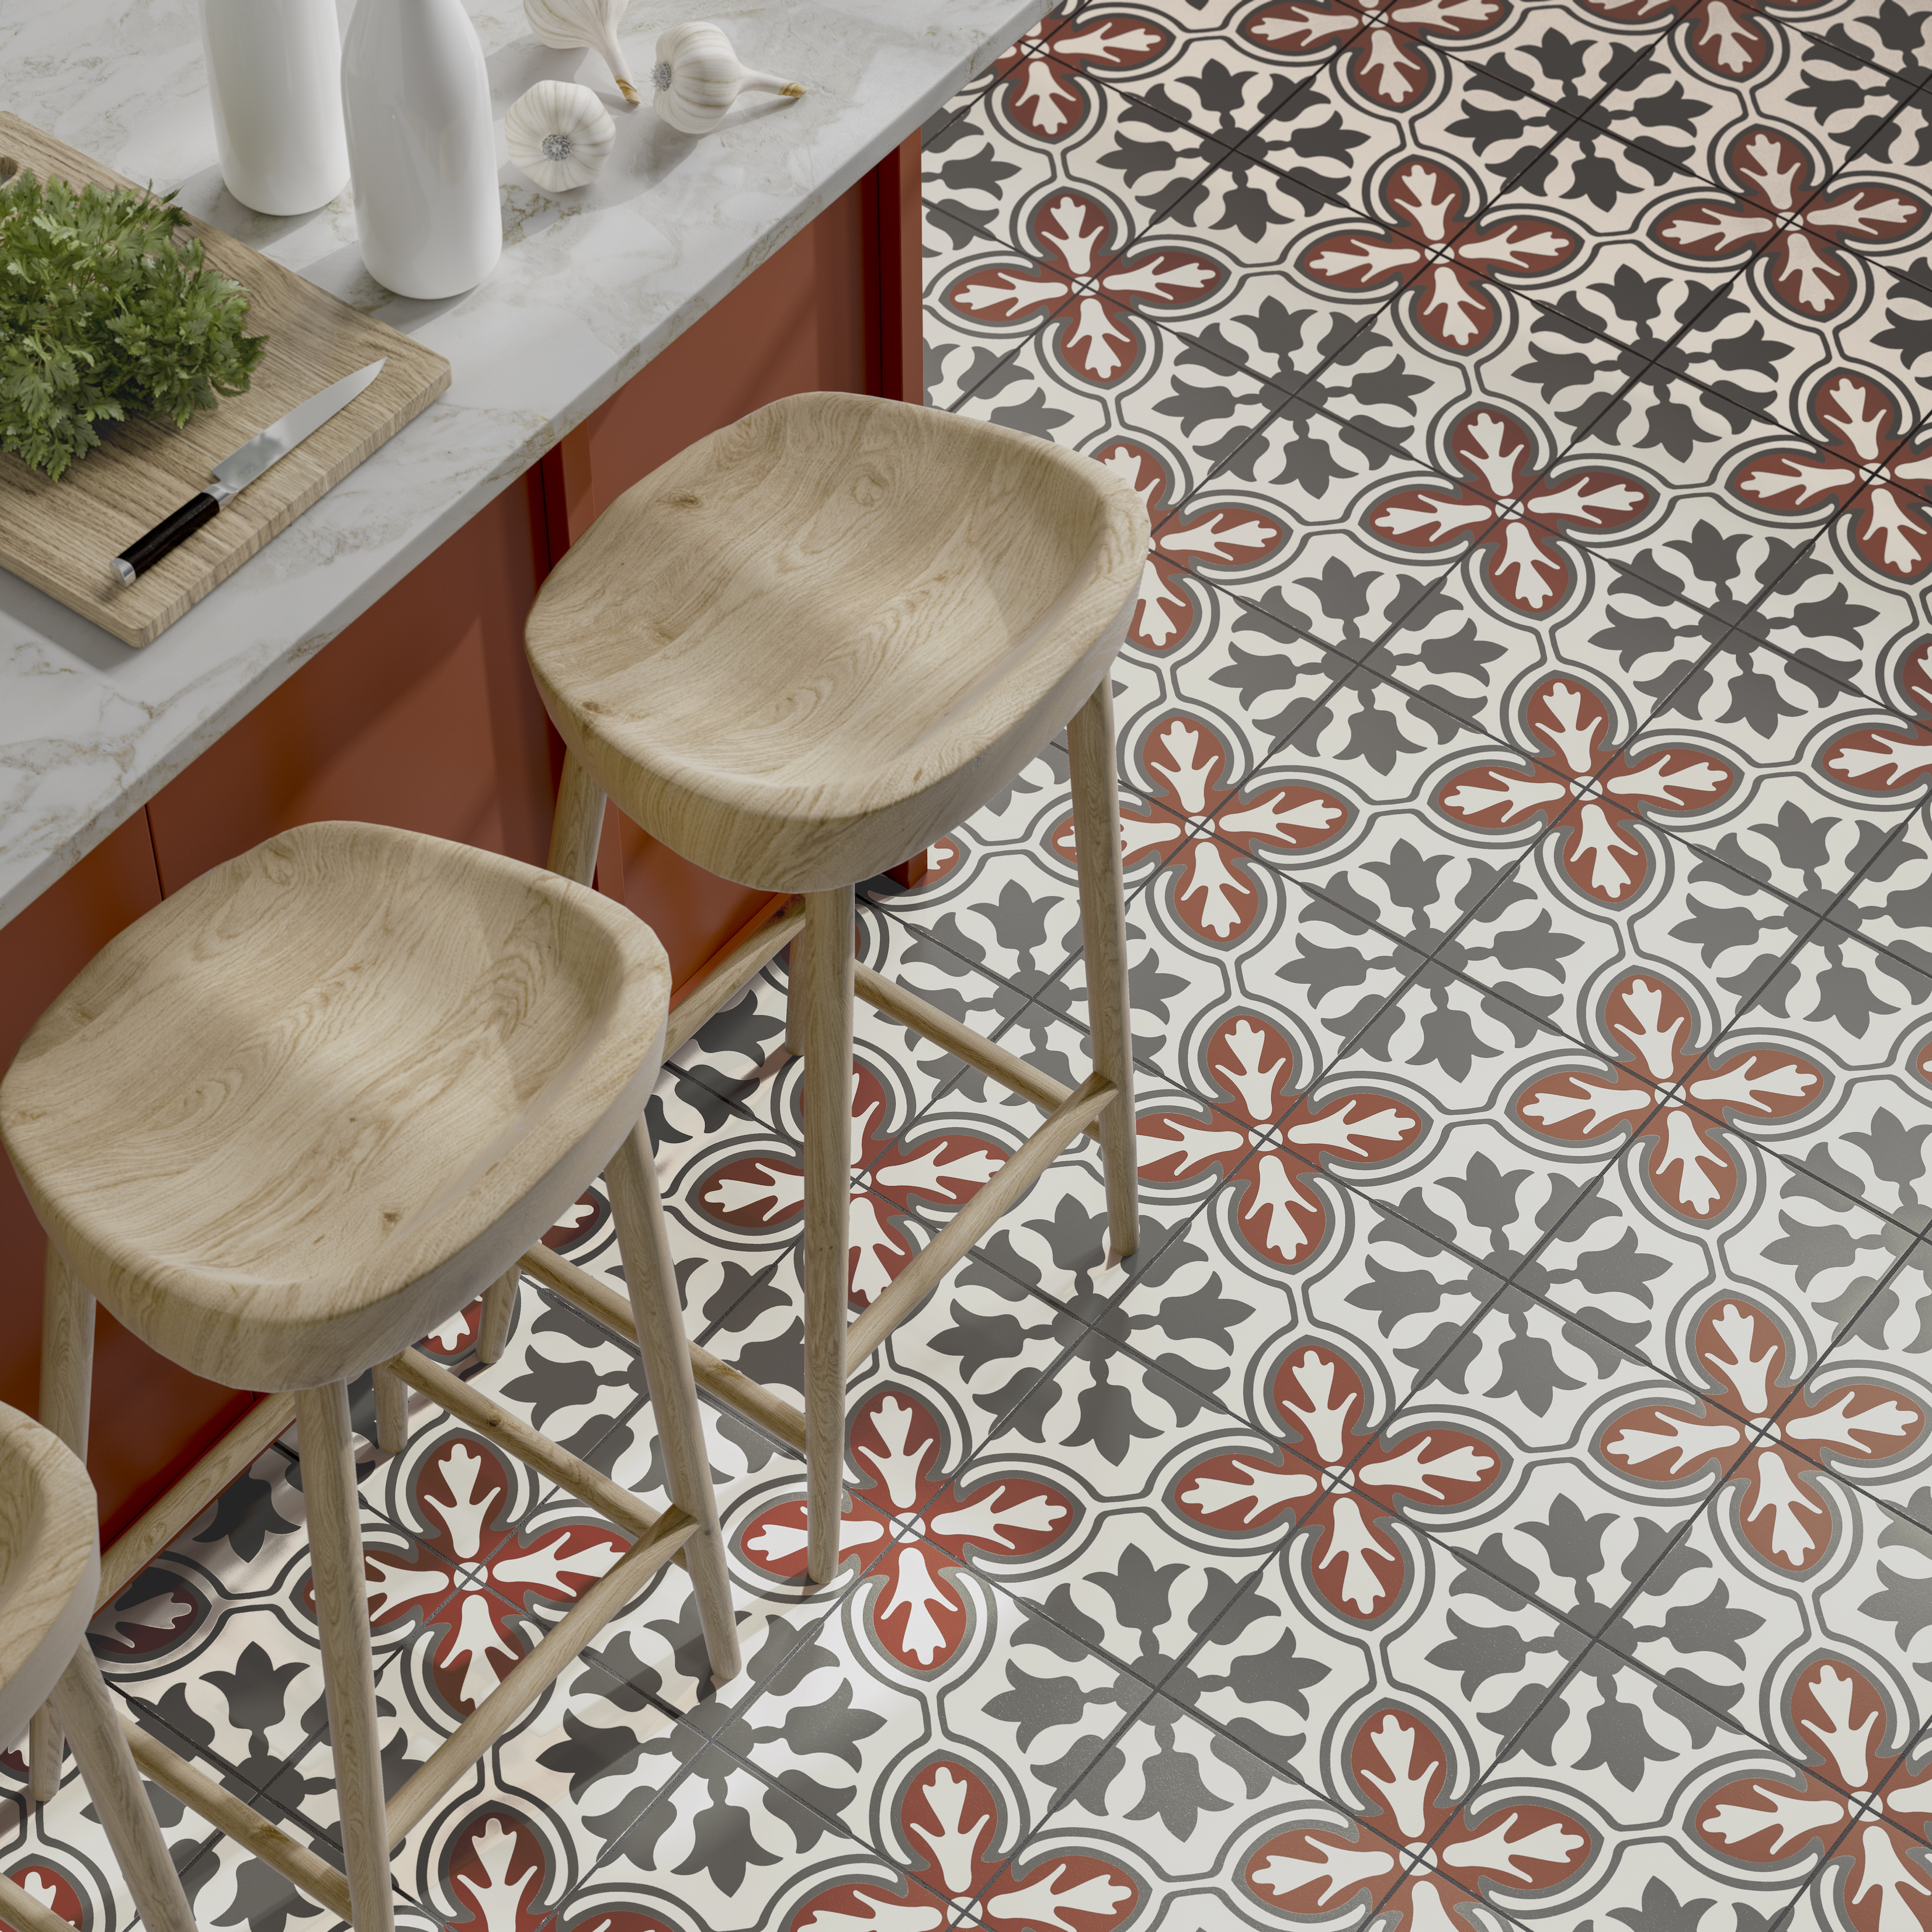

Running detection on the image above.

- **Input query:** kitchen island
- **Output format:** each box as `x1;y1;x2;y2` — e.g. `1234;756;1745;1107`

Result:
0;0;1033;1571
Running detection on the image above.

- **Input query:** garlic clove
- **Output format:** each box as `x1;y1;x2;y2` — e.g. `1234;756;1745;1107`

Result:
651;20;803;135
506;78;616;190
525;0;640;106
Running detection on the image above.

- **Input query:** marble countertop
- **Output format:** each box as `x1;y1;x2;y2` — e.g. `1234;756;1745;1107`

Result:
0;0;1034;925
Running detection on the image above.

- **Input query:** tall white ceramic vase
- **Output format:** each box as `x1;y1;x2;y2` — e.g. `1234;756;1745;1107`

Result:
200;0;351;216
341;0;502;299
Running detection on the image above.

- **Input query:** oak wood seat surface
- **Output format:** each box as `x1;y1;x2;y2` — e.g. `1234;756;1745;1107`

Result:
0;1400;98;1751
524;391;1149;893
0;821;674;1392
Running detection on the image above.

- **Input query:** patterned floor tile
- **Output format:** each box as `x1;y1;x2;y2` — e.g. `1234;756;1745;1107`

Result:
50;8;1932;1925
1432;1647;1825;1926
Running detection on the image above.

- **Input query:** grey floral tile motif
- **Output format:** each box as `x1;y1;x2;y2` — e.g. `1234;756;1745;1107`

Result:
51;8;1932;1927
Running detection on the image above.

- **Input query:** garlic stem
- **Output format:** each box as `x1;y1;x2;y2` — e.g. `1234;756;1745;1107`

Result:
594;24;639;102
740;71;805;97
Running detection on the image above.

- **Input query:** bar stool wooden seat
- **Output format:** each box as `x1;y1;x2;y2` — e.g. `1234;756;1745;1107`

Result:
0;1402;199;1932
522;392;1150;1584
0;821;740;1932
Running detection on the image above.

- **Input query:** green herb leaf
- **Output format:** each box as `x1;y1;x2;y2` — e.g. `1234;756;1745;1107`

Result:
0;170;265;481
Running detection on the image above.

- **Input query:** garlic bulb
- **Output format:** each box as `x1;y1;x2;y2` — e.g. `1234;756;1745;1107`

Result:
651;22;804;136
525;0;640;105
506;79;616;190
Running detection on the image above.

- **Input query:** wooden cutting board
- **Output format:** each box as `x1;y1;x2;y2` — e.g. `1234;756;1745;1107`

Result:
0;114;451;647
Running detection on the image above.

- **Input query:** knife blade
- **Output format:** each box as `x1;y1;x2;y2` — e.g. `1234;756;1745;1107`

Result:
113;359;387;586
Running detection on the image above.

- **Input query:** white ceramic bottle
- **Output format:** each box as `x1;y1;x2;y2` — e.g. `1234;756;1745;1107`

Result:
340;0;502;299
200;0;351;216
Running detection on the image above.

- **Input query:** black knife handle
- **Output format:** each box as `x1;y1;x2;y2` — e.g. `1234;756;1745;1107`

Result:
115;491;222;584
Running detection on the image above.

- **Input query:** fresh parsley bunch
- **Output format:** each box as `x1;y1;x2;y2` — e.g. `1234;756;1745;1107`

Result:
0;169;266;481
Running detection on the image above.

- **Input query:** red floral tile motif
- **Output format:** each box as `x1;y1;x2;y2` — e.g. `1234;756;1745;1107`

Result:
1601;1297;1923;1571
695;1063;1006;1306
1651;129;1928;320
354;1435;626;1719
1368;406;1651;613
1242;1706;1591;1924
795;1757;1138;1929
1434;675;1736;901
439;1810;556;1932
1731;371;1932;580
740;1390;1076;1673
2;1864;85;1931
1822;639;1932;793
1239;0;1507;109
1300;157;1579;351
1175;1343;1503;1621
1137;1012;1424;1268
942;191;1225;384
1698;1657;1932;1929
987;12;1172;140
1061;712;1347;941
1094;440;1288;652
1515;973;1826;1220
1579;0;1829;75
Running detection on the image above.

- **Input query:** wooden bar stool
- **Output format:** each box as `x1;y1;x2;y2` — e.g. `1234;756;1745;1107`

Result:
521;393;1150;1584
0;821;740;1932
0;1401;199;1932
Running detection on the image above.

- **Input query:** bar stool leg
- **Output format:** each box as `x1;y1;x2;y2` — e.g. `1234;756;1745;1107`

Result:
478;1268;518;1365
32;1245;95;1802
785;923;811;1060
801;886;854;1586
295;1381;396;1932
1066;680;1140;1262
48;1648;197;1932
605;1123;744;1685
372;1365;410;1458
548;753;608;888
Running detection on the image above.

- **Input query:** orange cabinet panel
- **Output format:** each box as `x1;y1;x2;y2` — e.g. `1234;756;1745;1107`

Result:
144;473;558;892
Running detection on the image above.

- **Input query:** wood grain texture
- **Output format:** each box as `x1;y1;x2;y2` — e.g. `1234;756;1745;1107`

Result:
29;1245;93;1798
604;1123;741;1684
1066;682;1139;1260
845;1072;1115;1363
519;1242;808;1454
0;1401;99;1755
662;898;804;1057
296;1381;393;1932
125;1717;355;1921
802;887;854;1586
386;1345;658;1540
384;1506;693;1846
1;821;673;1390
524;392;1147;893
49;1649;197;1932
546;755;607;889
854;963;1096;1139
96;1393;297;1608
0;116;449;648
478;1268;516;1365
0;1869;81;1932
373;1364;410;1457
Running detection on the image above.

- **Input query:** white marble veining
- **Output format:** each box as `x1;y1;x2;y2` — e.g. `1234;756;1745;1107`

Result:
0;0;1035;924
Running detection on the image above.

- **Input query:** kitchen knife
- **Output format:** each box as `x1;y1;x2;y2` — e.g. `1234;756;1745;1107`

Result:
113;359;386;585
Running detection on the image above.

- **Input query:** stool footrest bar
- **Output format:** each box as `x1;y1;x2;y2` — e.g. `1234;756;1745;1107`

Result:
854;964;1095;1139
384;1507;695;1845
385;1346;662;1539
521;1244;809;1455
665;899;806;1057
847;1072;1116;1363
98;1395;298;1611
0;1870;86;1932
122;1721;355;1922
